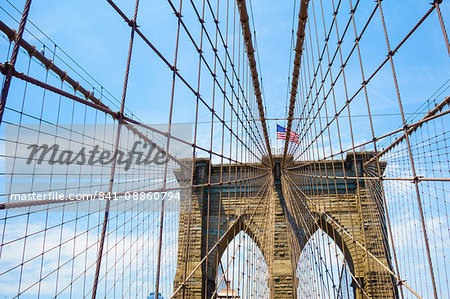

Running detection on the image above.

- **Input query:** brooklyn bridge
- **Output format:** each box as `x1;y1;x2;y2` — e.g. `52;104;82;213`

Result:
0;0;449;298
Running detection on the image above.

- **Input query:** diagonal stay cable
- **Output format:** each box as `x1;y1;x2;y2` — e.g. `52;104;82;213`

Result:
364;95;450;167
105;0;267;163
170;171;272;298
282;171;424;299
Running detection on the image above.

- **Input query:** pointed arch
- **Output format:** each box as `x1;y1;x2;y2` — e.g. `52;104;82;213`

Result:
297;213;356;275
214;221;270;299
297;227;355;298
212;218;270;284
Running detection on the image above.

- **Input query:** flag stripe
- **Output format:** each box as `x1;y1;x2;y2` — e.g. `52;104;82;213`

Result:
276;124;300;144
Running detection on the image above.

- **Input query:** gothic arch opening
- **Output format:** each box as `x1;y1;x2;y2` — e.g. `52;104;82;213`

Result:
297;229;354;298
215;230;270;298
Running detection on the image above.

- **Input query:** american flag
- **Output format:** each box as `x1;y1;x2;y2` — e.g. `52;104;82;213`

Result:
277;124;300;144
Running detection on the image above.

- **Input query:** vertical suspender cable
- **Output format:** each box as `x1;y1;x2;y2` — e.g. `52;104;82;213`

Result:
91;1;140;298
0;0;32;124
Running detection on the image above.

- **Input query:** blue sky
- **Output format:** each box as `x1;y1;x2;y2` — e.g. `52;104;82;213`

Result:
1;0;449;151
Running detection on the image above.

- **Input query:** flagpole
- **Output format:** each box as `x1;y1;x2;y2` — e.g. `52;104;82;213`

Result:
276;131;278;154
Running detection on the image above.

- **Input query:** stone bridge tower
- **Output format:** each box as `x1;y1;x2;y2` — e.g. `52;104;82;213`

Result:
173;153;398;298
